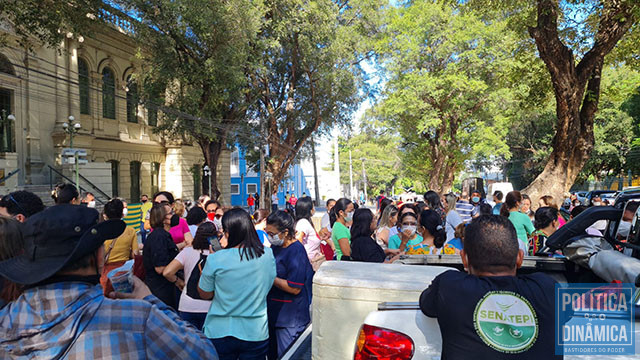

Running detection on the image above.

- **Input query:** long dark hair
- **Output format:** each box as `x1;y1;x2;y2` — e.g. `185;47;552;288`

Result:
266;210;295;240
424;191;442;211
535;206;558;230
420;209;446;248
379;198;393;216
222;208;264;261
295;196;315;230
500;191;522;217
193;222;216;250
330;198;352;227
153;191;175;204
351;208;374;239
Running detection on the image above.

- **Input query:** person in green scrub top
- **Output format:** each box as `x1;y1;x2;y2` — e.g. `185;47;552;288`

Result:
500;190;535;253
330;198;354;260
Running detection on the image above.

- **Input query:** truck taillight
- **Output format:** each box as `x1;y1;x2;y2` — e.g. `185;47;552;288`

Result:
354;324;414;360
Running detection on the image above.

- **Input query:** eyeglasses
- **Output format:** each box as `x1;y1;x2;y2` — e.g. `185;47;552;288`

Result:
2;194;27;216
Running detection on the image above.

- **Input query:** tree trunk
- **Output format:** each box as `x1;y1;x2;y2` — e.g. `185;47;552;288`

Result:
523;0;635;206
197;131;227;201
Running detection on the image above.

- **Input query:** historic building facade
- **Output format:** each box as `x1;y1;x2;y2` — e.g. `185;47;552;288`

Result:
0;13;230;204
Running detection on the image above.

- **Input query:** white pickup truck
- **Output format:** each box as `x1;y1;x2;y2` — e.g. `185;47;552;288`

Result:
282;255;640;359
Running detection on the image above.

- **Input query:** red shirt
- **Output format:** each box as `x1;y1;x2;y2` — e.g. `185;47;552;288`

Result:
247;197;255;206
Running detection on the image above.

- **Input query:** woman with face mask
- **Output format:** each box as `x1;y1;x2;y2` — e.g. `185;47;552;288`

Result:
100;198;139;296
265;211;314;359
530;207;559;255
143;202;181;309
329;198;354;261
388;212;422;252
408;210;449;255
351;208;402;263
520;194;535;221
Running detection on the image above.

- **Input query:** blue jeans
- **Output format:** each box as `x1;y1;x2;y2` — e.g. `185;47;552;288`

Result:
210;337;269;360
271;204;278;213
179;311;207;331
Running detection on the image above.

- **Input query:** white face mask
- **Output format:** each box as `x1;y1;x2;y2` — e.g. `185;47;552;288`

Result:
593;202;602;206
269;233;285;246
87;201;96;208
122;208;128;217
214;218;223;230
344;211;354;222
402;225;417;236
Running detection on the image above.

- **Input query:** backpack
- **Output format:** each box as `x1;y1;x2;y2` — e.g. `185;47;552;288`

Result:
186;251;208;299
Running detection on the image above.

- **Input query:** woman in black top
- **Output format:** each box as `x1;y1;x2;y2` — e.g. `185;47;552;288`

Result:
351;209;401;263
143;202;181;309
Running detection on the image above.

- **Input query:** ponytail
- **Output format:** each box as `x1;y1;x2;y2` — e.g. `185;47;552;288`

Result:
501;191;522;217
330;198;352;227
434;225;446;249
419;209;447;248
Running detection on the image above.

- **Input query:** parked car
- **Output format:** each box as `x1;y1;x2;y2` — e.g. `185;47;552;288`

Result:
573;190;588;204
583;190;617;206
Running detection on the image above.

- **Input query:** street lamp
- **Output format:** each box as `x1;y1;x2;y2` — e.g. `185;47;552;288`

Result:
63;115;81;192
203;165;212;196
0;110;15;152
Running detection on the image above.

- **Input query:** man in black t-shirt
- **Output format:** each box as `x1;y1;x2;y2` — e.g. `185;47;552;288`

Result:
420;215;561;360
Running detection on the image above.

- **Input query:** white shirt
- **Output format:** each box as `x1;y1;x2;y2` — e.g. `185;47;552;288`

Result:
321;213;332;232
296;218;322;261
272;194;278;204
188;224;198;238
174;247;212;313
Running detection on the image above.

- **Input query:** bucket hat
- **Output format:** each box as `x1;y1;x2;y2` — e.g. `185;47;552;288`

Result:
0;204;126;285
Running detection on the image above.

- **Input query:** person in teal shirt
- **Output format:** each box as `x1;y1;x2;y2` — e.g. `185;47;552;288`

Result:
500;190;535;253
330;198;354;260
388;212;423;250
198;208;276;359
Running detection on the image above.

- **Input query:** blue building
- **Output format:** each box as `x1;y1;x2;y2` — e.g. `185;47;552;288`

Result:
230;147;311;207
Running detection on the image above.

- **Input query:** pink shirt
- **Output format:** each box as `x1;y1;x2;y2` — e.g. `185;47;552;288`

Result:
169;217;190;244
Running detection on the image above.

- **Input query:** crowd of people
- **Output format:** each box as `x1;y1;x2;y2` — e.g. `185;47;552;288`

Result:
0;182;621;359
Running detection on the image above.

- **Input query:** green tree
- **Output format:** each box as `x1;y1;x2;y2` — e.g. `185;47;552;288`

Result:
330;130;402;197
0;0;104;48
254;0;383;202
467;0;639;202
374;1;514;193
116;0;265;199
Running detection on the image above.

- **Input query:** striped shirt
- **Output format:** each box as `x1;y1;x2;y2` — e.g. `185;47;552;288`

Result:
455;200;475;223
0;281;218;359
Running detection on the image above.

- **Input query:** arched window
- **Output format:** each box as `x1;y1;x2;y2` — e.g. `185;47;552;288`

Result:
102;67;116;119
130;161;141;202
126;75;138;123
108;160;119;197
78;58;90;115
0;54;15;76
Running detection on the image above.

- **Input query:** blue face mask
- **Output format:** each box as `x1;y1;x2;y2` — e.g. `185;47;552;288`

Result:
472;196;480;203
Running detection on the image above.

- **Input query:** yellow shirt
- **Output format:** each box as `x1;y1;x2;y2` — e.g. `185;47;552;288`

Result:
103;226;138;264
141;201;153;222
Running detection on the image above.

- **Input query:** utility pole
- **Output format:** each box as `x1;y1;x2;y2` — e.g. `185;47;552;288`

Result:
311;138;321;206
334;138;340;197
259;140;266;209
361;158;368;204
349;149;354;200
